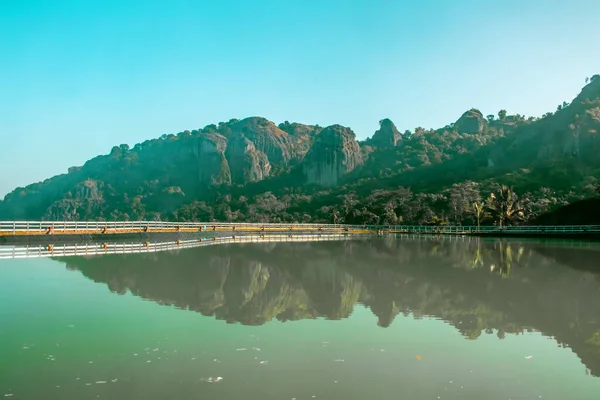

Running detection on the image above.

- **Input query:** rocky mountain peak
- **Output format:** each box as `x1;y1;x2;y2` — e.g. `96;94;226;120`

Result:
302;124;363;186
455;109;486;134
371;118;402;148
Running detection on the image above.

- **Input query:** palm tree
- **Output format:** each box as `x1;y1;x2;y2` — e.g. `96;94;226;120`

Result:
485;186;526;227
471;201;488;230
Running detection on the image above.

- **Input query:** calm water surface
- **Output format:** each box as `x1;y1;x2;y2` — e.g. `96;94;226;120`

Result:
2;237;600;399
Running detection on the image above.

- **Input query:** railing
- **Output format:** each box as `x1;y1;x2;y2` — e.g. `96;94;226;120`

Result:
0;233;360;259
1;220;600;235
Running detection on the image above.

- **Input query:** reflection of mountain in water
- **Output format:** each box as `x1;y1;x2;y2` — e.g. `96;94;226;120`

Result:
57;237;600;376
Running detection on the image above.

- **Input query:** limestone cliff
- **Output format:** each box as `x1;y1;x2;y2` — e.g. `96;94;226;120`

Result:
278;122;323;163
225;134;271;184
229;117;295;167
303;125;363;186
371;118;402;147
194;132;232;185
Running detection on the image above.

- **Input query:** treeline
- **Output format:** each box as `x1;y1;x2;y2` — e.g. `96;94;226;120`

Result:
169;181;600;226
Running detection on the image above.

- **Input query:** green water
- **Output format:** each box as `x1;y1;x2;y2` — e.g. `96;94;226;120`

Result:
1;237;600;399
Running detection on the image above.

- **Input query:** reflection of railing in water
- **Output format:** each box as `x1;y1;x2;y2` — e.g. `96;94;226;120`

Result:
0;233;364;259
1;220;600;236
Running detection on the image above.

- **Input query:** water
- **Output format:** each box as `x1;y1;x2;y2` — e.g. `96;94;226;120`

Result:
1;236;600;400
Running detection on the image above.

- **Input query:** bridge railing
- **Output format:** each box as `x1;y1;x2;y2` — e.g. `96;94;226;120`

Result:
0;233;359;259
1;220;600;234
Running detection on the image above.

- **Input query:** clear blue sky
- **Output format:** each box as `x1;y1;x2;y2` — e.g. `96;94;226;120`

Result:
1;0;599;197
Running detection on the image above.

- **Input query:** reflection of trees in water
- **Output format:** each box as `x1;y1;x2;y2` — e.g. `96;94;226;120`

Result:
58;237;600;376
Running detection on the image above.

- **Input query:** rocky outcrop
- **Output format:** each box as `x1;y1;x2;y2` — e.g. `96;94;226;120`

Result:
195;132;232;185
230;117;294;166
278;122;323;163
302;125;363;186
225;134;271;184
455;109;486;134
371;118;402;147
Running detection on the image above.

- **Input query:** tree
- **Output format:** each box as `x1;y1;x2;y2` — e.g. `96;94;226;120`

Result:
498;109;507;121
486;114;495;123
471;201;487;230
485;186;525;227
591;74;600;82
449;181;481;224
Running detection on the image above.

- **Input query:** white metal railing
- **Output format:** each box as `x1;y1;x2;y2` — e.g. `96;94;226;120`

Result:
1;220;599;235
0;233;361;259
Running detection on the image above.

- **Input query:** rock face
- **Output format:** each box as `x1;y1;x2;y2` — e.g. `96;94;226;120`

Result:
195;132;231;185
455;109;486;134
371;118;402;147
225;134;271;184
229;117;294;167
278;122;323;163
303;125;363;186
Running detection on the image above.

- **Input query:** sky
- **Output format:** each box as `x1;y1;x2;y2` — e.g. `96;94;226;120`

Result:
1;0;599;197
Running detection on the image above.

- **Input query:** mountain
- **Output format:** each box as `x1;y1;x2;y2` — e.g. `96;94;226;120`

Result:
57;238;600;376
1;76;599;223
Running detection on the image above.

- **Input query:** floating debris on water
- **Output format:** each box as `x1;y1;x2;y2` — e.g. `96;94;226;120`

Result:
525;356;533;359
96;381;106;384
202;377;224;383
333;359;344;362
236;348;247;351
259;361;268;364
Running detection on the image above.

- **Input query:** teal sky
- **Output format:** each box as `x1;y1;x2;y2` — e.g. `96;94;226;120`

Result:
1;0;599;197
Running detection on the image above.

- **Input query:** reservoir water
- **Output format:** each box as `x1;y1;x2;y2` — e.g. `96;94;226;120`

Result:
1;236;600;399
